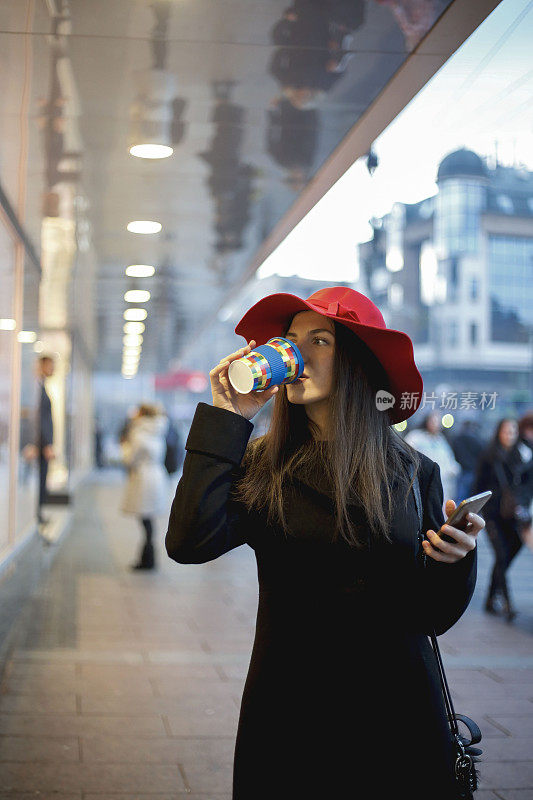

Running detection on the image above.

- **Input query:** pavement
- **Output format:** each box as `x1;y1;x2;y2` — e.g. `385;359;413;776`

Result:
0;468;532;799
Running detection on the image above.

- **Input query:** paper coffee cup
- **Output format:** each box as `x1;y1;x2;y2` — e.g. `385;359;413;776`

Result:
228;337;304;394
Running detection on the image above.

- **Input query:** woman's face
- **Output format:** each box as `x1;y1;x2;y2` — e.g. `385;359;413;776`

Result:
499;420;518;449
284;310;335;406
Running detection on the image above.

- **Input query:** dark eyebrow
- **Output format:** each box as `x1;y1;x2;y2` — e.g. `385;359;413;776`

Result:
285;328;335;338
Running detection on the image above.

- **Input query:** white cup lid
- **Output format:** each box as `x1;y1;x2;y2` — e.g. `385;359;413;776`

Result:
228;360;255;394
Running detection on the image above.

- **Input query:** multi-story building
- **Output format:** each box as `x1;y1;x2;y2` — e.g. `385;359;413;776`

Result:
360;148;533;421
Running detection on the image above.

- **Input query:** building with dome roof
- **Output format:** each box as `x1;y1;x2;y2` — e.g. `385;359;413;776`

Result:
437;148;488;182
359;147;533;422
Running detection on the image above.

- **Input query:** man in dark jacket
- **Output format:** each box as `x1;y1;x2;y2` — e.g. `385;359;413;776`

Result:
23;355;55;523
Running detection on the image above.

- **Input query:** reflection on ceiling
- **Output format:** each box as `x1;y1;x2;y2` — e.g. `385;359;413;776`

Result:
0;0;500;373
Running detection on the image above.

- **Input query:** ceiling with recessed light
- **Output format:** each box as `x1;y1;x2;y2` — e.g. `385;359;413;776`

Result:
0;0;501;374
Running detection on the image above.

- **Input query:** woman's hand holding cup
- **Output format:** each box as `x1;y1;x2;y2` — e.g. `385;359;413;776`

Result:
210;340;279;420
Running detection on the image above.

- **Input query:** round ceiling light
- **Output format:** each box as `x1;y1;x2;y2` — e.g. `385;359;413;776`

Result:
124;289;150;303
123;308;147;321
125;264;155;278
17;331;37;343
126;220;162;235
129;144;173;159
123;334;143;347
123;321;145;335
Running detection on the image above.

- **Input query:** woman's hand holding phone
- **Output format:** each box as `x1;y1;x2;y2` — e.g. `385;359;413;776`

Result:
422;498;485;564
210;340;279;421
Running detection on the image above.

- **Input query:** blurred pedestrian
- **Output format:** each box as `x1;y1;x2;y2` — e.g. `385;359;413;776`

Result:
22;355;55;524
121;402;169;570
472;418;531;621
94;422;104;469
451;419;484;502
404;412;461;510
163;415;183;476
516;412;533;549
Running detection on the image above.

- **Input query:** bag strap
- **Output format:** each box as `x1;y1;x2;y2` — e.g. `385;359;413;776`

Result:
409;462;460;738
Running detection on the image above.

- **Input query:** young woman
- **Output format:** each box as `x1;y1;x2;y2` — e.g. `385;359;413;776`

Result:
166;287;484;799
404;411;461;510
472;417;529;620
121;402;169;570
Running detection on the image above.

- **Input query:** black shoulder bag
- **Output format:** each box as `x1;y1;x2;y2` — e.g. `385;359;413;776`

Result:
410;467;483;799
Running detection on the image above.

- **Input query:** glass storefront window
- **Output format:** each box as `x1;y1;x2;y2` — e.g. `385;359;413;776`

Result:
436;179;486;257
0;220;16;554
16;258;40;537
489;234;533;343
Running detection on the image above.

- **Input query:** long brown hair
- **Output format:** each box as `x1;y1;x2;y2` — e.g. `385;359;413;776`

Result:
235;318;421;548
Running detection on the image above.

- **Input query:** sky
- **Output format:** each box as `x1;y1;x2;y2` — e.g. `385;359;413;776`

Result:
258;0;533;282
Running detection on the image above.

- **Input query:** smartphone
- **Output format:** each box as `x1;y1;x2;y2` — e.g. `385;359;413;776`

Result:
439;491;492;543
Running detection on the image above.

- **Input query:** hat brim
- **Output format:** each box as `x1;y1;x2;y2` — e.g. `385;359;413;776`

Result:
234;292;423;424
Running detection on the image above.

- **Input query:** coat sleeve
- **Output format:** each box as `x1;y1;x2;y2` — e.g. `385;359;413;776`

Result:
419;461;477;636
165;402;254;564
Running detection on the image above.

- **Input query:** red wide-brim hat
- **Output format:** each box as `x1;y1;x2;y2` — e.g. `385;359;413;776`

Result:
235;286;423;424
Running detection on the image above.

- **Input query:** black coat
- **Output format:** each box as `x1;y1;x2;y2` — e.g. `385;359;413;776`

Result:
166;403;477;800
452;430;484;472
472;445;529;520
517;438;533;507
38;381;53;449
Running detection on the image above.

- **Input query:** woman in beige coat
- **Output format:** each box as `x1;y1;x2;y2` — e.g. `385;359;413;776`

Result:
121;403;169;569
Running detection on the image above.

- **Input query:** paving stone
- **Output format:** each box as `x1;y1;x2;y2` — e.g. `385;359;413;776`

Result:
486;717;533;738
0;795;82;800
477;717;513;738
487;669;533;683
0;662;76;681
151;676;244;697
79;688;237;715
473;793;507;800
452;683;533;701
2;674;143;696
482;738;533;761
446;668;502;685
79;662;221;681
83;795;231;800
479;762;533;790
0;713;167;737
10;649;146;664
452;697;533;716
0;735;80;761
0;763;186;793
80;735;235;763
0;692;78;713
164;700;240;737
180;760;233;793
